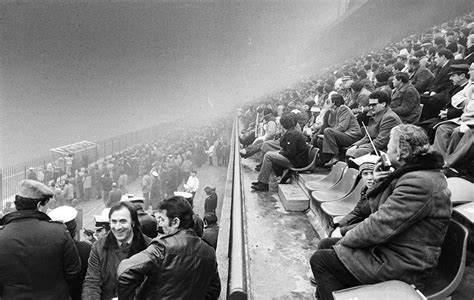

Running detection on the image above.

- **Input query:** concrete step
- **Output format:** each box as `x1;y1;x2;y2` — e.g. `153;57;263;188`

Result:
278;183;309;212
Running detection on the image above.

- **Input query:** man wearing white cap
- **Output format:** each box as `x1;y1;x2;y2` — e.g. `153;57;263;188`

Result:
0;180;81;299
49;206;92;300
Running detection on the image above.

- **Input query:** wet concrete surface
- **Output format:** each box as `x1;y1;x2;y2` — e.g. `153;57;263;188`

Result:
241;157;320;299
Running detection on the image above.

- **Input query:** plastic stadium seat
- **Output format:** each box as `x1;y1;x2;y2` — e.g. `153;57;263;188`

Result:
333;220;469;300
305;161;347;191
320;179;366;217
420;220;469;299
311;168;359;203
280;146;319;183
447;177;474;205
453;202;474;224
333;280;424;300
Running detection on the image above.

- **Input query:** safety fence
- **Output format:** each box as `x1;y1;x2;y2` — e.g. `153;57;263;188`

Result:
1;126;163;210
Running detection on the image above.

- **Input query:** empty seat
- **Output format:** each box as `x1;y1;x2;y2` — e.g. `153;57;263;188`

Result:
420;220;469;299
453;202;474;224
447;177;474;205
333;280;424;300
320;179;366;217
305;161;347;191
312;168;359;203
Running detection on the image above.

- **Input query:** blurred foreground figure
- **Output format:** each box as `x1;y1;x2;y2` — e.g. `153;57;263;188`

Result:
0;180;81;299
118;196;221;299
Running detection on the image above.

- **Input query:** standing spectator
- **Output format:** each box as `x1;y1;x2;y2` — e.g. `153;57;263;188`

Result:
0;180;81;299
65;154;73;176
150;171;162;210
141;173;152;210
391;72;421;124
82;202;151;299
183;170;199;204
91;164;101;200
124;196;157;239
27;167;37;181
83;169;92;202
48;206;92;300
44;163;54;185
118;170;128;195
180;153;193;184
117;196;221;299
101;173;113;206
204;187;218;214
62;179;74;206
203;212;219;250
107;183;122;208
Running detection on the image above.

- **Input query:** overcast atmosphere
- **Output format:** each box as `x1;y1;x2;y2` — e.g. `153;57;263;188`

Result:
1;1;339;166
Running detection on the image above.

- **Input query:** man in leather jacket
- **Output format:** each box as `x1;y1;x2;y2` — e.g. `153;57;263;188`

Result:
117;196;221;300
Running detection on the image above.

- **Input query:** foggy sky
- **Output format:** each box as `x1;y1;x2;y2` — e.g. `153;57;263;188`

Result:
1;0;338;166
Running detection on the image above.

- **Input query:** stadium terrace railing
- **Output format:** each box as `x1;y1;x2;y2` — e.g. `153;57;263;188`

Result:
227;116;249;299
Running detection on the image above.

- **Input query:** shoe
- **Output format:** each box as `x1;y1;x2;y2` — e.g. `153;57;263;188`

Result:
280;169;292;184
324;157;339;168
255;164;262;172
309;275;317;286
251;182;269;191
251;181;260;186
239;149;247;158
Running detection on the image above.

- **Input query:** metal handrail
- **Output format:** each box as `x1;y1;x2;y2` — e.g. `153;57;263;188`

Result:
228;116;248;299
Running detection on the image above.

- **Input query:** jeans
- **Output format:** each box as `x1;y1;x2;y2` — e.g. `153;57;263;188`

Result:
257;151;292;184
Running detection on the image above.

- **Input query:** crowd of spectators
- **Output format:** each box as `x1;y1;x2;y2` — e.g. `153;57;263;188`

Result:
239;11;474;179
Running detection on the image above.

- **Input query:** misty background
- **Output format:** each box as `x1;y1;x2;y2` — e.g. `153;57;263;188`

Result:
1;0;343;167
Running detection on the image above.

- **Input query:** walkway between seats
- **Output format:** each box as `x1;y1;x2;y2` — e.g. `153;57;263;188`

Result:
241;157;320;299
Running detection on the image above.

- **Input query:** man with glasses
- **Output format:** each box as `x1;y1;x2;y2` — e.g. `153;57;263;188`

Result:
346;91;402;158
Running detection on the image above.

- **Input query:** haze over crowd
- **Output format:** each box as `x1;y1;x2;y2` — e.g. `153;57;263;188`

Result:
0;0;342;167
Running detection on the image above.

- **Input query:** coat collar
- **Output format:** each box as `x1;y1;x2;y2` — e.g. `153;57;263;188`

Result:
1;210;51;225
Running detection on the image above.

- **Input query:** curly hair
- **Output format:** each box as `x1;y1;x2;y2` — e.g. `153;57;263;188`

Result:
391;124;430;160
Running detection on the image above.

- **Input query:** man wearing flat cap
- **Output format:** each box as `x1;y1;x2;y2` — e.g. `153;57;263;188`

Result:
0;180;81;299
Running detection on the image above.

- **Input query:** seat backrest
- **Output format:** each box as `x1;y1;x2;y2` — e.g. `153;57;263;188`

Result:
421;219;469;299
305;161;347;191
290;146;319;172
332;168;359;194
447;177;474;205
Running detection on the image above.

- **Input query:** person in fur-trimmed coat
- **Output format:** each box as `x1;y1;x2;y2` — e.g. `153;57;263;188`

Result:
310;125;452;300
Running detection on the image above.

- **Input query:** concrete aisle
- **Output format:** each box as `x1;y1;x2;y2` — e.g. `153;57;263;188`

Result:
241;157;320;299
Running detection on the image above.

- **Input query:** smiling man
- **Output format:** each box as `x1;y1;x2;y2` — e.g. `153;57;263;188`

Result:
82;202;150;300
117;196;221;300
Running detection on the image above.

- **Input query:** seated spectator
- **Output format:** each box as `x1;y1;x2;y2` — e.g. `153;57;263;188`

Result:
252;114;308;191
346;91;402;158
420;61;470;142
374;71;392;97
348;81;371;110
239;108;277;158
203;212;219;250
320;94;361;167
391;72;421;124
432;63;474;170
310;124;451;300
420;48;454;121
408;58;434;94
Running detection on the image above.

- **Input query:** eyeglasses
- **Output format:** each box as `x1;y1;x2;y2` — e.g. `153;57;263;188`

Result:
368;103;379;108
